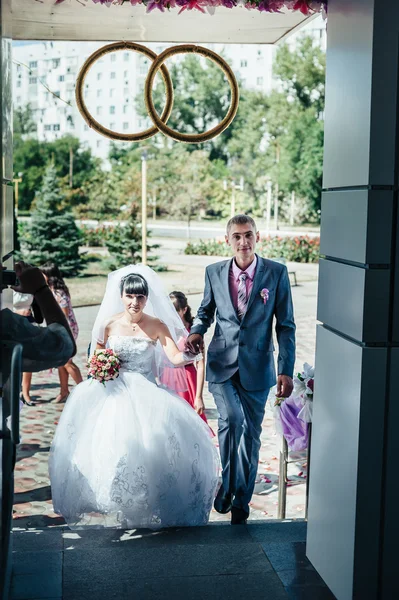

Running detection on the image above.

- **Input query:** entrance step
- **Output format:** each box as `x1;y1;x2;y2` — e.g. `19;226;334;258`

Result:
10;520;335;600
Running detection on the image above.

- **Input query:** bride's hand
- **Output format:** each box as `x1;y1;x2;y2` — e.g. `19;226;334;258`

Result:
194;396;205;415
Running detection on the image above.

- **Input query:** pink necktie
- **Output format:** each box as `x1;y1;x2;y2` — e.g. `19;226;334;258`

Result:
237;272;248;320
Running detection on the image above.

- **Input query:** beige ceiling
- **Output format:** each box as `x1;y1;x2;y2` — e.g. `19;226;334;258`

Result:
12;0;314;44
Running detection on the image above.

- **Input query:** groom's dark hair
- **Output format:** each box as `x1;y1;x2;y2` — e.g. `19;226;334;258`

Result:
226;214;257;234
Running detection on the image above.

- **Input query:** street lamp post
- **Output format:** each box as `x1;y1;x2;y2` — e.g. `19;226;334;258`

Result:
290;190;296;226
223;177;244;218
13;173;23;218
274;183;279;231
274;141;280;231
141;148;148;266
231;183;236;218
266;179;272;236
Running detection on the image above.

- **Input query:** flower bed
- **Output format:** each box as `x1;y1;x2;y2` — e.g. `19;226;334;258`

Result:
185;235;320;262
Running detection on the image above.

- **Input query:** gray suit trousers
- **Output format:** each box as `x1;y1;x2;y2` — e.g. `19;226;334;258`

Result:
209;372;269;514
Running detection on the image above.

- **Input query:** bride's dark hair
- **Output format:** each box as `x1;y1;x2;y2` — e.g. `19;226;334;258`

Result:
120;273;149;297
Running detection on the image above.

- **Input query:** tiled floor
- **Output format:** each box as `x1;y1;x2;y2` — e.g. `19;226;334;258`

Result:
11;522;336;600
13;369;309;528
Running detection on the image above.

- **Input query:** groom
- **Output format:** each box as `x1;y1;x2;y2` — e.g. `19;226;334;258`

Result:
187;214;296;524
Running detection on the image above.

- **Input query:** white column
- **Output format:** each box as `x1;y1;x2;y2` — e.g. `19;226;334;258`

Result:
307;1;399;599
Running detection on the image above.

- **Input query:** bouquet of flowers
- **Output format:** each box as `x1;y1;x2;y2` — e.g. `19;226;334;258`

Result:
274;362;314;407
293;363;314;400
87;349;121;385
292;362;314;423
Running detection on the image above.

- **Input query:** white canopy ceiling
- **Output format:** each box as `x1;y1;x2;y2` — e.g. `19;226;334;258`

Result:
12;0;315;44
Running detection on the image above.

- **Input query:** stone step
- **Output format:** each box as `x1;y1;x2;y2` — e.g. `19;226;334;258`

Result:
9;520;335;600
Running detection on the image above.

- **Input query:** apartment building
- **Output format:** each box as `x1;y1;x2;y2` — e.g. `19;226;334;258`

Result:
12;17;325;161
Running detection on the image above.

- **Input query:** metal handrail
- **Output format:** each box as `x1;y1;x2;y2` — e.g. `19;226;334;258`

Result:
10;343;23;445
278;423;312;520
1;341;23;444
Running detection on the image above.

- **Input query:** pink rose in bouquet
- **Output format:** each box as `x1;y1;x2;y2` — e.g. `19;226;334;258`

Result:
87;348;121;385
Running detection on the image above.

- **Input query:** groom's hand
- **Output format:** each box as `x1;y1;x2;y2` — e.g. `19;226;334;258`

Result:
186;333;204;354
276;375;293;398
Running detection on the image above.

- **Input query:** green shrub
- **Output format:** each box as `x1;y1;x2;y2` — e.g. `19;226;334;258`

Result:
79;224;115;247
185;235;320;263
22;164;84;276
105;205;160;270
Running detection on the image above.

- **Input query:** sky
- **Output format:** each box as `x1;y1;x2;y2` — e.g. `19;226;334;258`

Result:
13;41;41;46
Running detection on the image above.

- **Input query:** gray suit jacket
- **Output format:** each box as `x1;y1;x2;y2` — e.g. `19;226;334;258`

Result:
191;255;296;391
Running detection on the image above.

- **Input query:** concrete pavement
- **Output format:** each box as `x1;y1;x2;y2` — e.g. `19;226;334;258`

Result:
19;216;320;241
13;246;318;529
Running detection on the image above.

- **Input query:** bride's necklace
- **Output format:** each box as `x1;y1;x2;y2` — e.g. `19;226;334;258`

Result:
125;315;144;332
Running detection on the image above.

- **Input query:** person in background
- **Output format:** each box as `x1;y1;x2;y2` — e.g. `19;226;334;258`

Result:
169;291;212;432
1;261;76;593
12;291;36;405
2;261;76;372
41;263;82;403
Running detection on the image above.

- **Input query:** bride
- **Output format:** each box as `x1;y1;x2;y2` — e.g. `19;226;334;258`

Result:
49;265;219;529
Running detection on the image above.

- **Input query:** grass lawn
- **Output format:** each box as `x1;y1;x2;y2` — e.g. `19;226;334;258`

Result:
65;251;205;307
66;256;108;307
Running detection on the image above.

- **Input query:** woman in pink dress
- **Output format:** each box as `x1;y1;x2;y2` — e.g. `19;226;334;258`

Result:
169;291;213;433
41;263;83;403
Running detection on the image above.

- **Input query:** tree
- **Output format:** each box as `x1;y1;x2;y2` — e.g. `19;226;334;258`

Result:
76;168;125;220
13;137;47;212
84;37;325;224
13;104;37;136
264;36;325;223
164;147;228;225
226;90;270;216
135;53;240;162
21;163;84;276
105;204;160;270
134;54;278;218
116;145;231;221
13;114;100;212
46;135;100;192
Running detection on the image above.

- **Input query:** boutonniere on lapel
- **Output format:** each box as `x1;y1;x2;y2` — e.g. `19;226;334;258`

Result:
260;288;269;304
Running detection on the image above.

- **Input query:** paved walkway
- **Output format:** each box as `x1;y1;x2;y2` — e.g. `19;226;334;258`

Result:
13;250;318;530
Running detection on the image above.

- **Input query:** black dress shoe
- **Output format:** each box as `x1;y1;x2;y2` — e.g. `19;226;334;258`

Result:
231;506;249;525
20;395;35;407
214;485;233;514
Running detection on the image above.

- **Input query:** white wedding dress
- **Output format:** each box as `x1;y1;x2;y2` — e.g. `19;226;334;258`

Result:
49;335;219;529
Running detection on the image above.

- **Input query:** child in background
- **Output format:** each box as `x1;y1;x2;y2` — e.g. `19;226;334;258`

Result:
169;291;213;432
13;291;36;405
41;263;82;402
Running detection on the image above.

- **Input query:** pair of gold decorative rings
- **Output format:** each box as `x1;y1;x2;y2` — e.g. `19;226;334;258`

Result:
75;42;239;144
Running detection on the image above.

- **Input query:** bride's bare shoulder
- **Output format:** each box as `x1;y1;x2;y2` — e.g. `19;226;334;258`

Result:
144;315;167;333
144;315;160;327
104;312;124;332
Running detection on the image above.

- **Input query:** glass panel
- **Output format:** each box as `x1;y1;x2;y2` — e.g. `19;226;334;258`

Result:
2;37;12;181
1;184;13;261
